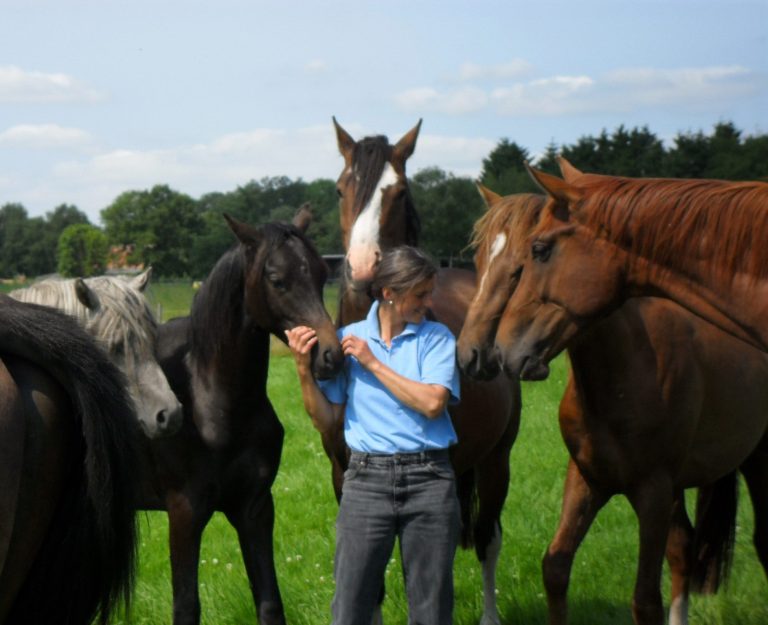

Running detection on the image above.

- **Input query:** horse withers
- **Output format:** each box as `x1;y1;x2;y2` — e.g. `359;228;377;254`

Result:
0;295;139;625
10;269;183;438
466;170;768;625
138;206;342;625
331;118;519;625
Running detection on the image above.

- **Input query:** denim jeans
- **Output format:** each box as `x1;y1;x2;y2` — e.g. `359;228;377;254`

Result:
331;449;461;625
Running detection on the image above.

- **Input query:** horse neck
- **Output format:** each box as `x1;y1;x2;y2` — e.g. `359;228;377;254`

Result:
623;248;768;351
189;253;272;396
337;275;373;326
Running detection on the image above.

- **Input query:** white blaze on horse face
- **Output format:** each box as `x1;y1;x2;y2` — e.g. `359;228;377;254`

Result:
477;232;508;298
347;162;399;283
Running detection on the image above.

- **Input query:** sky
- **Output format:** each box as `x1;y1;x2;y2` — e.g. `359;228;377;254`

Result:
0;0;766;224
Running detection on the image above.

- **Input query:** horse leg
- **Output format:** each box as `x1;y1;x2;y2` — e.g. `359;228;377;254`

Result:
167;490;213;625
740;440;768;579
542;460;608;625
473;429;516;625
626;477;675;625
664;492;693;625
226;488;285;625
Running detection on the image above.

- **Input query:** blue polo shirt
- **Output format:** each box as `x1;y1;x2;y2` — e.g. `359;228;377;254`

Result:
318;300;460;454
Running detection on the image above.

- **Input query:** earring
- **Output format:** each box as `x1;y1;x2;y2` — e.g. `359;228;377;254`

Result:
387;300;394;305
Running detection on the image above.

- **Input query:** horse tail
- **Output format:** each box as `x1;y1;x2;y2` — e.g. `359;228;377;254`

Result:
690;471;739;594
0;296;139;625
456;467;478;549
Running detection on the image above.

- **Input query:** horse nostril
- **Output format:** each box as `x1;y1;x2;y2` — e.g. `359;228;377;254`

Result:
157;409;167;425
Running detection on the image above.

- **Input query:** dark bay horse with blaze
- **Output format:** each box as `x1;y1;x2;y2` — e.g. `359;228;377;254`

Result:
470;171;768;625
10;269;183;439
331;118;519;625
138;208;342;625
0;295;139;625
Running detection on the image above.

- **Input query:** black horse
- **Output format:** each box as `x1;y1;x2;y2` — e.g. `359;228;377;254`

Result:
0;295;139;625
138;208;343;625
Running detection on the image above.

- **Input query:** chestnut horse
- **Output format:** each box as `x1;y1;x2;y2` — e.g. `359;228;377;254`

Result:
138;208;343;625
503;163;768;357
0;295;139;625
477;172;768;625
329;118;519;624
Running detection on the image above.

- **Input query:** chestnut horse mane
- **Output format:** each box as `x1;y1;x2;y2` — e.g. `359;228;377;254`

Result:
351;135;420;245
471;193;547;257
578;176;768;280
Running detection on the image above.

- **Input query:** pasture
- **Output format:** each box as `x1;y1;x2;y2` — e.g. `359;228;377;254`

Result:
2;279;764;623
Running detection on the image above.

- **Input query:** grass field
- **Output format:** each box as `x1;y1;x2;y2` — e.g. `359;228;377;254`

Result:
5;279;766;623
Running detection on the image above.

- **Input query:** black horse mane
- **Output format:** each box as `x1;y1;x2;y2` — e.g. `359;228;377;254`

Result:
189;222;324;365
353;135;421;246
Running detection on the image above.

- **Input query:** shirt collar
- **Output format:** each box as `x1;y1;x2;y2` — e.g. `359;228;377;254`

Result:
366;300;420;345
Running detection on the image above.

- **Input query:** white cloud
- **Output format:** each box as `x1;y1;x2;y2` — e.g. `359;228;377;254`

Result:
5;125;489;223
0;124;94;149
0;65;105;103
410;135;496;179
458;59;532;81
305;59;328;73
395;64;763;117
394;86;487;114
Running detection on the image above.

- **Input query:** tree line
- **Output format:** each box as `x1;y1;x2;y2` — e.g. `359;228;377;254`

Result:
1;121;766;280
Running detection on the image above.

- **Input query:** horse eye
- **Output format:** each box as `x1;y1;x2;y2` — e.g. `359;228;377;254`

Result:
336;187;343;198
268;274;286;290
531;240;553;262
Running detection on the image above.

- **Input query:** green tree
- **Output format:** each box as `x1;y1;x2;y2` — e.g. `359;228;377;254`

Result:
479;139;538;195
411;167;483;263
57;223;108;277
101;185;204;277
0;203;31;278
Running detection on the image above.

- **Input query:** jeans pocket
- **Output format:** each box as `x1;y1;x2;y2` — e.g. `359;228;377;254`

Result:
425;460;455;480
343;460;364;482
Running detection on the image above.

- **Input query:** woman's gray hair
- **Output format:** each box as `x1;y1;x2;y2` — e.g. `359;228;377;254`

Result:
371;246;437;300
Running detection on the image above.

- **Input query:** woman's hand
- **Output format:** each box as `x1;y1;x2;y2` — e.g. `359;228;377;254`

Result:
286;326;317;372
341;334;377;369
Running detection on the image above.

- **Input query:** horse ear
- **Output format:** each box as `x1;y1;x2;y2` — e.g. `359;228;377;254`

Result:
525;163;582;206
74;278;98;310
556;156;584;183
223;213;264;248
292;202;313;233
131;267;152;292
333;116;356;164
476;183;503;209
392;119;422;164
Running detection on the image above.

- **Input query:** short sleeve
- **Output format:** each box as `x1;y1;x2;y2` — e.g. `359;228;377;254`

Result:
317;369;348;405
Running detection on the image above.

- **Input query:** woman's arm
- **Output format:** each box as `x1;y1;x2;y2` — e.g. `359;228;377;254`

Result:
341;334;450;419
285;326;345;433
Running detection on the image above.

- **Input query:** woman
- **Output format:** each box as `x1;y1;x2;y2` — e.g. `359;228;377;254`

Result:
286;245;461;625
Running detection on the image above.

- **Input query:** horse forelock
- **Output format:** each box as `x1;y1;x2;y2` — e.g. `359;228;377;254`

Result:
352;135;391;213
471;193;547;264
580;177;768;281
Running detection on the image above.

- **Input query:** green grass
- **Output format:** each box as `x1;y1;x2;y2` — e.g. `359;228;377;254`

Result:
71;280;766;624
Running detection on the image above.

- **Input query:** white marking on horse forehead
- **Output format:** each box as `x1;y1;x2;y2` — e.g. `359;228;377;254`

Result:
489;232;507;262
476;233;508;298
349;162;399;248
